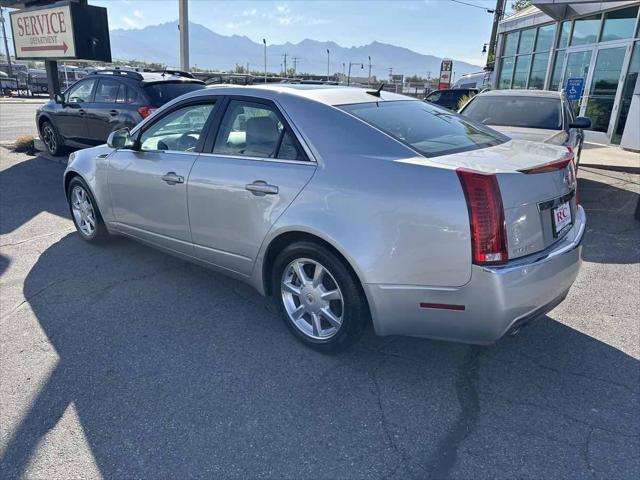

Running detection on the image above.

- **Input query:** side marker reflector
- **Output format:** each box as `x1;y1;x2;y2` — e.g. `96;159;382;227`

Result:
420;302;466;311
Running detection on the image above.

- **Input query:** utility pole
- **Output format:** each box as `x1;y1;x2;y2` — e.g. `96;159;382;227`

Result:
388;67;393;80
326;49;330;82
292;57;300;76
367;56;372;86
282;53;287;75
0;6;13;77
486;0;506;71
262;38;267;83
246;62;249;73
178;0;190;71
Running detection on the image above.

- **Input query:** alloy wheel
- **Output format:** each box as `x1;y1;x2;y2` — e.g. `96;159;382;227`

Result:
281;258;344;340
42;124;57;154
70;185;96;237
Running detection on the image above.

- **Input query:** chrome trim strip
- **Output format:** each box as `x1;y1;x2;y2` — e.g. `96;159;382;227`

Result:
483;205;585;275
196;152;316;166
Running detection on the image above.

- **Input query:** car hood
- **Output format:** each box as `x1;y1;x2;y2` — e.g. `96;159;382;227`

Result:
485;125;563;144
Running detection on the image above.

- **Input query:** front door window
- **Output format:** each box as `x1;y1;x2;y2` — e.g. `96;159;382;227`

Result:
139;103;216;152
584;46;627;133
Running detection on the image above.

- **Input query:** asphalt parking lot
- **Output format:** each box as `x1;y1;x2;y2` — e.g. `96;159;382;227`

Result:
1;120;639;478
0;100;43;143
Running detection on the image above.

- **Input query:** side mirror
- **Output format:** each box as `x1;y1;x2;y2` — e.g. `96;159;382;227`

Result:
107;128;135;149
54;93;65;104
570;116;591;130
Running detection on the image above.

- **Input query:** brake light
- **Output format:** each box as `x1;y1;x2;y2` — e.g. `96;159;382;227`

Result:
519;147;574;174
137;106;157;118
457;168;508;266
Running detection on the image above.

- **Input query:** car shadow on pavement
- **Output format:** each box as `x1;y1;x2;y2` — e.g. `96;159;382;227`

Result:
1;231;638;479
577;174;639;264
0;155;68;236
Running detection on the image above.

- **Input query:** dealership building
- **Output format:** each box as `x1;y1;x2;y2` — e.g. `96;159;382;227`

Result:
493;0;640;148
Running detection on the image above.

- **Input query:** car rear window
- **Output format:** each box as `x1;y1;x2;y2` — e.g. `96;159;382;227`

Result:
339;100;506;158
462;96;563;130
143;82;205;106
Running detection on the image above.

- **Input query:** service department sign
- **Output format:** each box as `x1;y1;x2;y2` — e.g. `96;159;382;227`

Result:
11;4;76;59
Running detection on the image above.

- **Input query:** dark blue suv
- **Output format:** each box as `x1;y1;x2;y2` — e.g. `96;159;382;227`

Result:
36;69;205;155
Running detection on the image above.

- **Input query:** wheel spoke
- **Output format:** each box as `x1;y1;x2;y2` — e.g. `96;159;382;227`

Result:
321;307;342;328
291;304;305;320
311;313;322;337
282;281;301;296
293;261;310;286
312;264;325;287
321;288;341;301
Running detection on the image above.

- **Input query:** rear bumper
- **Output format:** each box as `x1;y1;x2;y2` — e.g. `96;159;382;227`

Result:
364;205;586;344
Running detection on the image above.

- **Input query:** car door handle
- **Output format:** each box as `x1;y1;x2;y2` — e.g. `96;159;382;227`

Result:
109;109;119;116
78;108;86;115
245;181;279;196
161;172;184;185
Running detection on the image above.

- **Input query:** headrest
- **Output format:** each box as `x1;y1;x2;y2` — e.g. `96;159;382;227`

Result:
245;116;279;144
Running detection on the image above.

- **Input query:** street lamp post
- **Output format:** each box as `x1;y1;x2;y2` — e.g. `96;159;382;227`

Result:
326;49;330;82
262;38;267;84
347;62;364;86
367;56;371;86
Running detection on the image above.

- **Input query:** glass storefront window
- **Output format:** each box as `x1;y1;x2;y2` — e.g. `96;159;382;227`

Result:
601;6;639;43
503;32;519;57
535;24;556;52
512;55;531;88
550;50;565;90
563;50;593;86
612;42;639;144
529;53;550;89
585;46;627;133
519;28;536;54
499;57;515;89
571;15;601;46
558;21;572;48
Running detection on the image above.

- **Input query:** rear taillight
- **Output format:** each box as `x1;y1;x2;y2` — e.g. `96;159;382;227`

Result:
457;168;508;266
519;147;574;174
137;106;157;118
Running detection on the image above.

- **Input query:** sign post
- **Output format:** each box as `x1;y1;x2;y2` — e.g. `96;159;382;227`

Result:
8;0;111;97
439;59;452;90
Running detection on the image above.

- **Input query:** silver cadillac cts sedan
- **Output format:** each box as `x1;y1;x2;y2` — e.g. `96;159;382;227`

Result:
63;85;585;352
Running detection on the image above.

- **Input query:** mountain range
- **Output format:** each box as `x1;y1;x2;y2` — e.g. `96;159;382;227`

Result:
109;21;481;79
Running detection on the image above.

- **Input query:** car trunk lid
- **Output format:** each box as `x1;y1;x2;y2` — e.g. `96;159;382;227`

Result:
432;140;578;261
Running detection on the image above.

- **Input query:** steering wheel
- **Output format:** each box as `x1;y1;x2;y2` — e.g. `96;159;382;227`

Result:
176;133;198;152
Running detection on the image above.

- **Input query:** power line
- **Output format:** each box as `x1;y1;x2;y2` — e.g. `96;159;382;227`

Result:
450;0;495;13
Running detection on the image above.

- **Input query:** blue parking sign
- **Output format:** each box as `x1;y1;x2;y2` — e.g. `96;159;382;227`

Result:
566;78;585;101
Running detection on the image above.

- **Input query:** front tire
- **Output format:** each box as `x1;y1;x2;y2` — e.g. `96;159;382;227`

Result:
67;177;110;243
41;120;63;156
273;241;368;353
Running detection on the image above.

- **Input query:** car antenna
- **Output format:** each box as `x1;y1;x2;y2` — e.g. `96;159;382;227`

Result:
366;83;385;97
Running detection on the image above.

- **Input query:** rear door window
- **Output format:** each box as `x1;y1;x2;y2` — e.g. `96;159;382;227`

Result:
462;96;563;130
212;100;308;161
94;79;121;103
143;82;206;106
339;100;506;157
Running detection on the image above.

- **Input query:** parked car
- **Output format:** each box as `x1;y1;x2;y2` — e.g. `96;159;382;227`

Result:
36;69;205;155
64;85;585;352
424;88;478;110
452;70;493;89
459;89;591;165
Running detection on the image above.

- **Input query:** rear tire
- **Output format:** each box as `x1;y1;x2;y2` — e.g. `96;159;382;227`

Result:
67;177;110;243
41;120;64;156
272;241;368;353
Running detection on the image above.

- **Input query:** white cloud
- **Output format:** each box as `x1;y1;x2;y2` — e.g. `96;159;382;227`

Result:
133;9;144;20
225;19;253;30
241;8;257;17
122;16;138;28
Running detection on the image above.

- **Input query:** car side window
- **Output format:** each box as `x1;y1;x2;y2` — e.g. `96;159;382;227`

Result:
139;102;216;152
66;79;96;104
213;100;308;160
94;79;121;103
427;91;441;102
116;84;139;104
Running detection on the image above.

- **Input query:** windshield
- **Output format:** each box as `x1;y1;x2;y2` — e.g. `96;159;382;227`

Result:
143;82;205;106
462;96;563;130
339;100;506;157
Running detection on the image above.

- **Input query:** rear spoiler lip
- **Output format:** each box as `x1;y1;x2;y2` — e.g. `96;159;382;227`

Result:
518;147;574;174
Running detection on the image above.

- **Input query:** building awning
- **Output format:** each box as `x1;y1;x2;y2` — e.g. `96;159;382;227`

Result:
532;0;637;20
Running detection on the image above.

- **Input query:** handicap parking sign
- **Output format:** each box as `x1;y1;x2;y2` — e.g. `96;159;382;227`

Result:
566;78;585;101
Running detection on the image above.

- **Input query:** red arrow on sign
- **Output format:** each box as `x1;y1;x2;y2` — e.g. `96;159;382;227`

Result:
21;42;69;54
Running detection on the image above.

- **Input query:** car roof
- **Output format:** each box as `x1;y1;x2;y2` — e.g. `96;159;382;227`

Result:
476;89;562;99
191;83;414;106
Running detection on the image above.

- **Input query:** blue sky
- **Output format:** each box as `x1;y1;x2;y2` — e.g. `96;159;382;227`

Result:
96;0;498;65
3;1;500;66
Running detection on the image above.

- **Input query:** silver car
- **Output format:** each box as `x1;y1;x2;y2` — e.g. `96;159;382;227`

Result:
459;89;591;165
64;85;585;352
